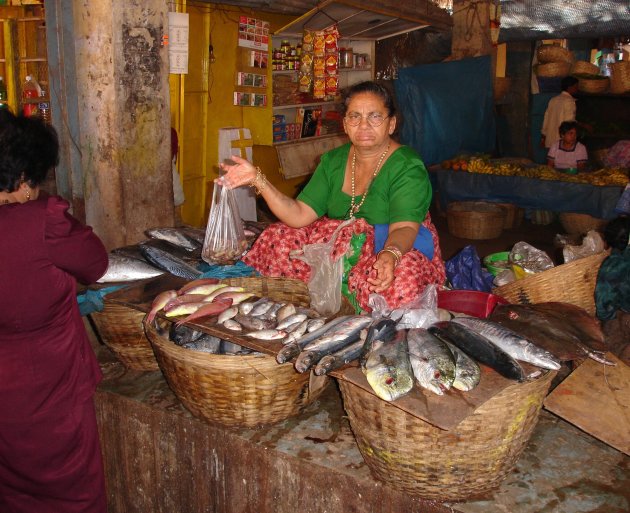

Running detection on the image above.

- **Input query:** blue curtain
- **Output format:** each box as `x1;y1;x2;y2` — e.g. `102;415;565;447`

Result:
395;56;496;166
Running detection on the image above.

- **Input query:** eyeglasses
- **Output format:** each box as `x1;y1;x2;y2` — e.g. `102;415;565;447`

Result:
344;112;389;127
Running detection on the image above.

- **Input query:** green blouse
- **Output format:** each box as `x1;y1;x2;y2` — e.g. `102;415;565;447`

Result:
297;143;432;225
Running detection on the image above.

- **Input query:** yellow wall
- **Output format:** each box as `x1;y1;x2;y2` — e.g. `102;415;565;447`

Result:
172;2;304;227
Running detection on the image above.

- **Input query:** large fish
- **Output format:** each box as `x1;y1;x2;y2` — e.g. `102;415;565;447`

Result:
178;278;220;295
294;316;373;373
451;317;562;370
169;323;204;346
145;227;201;252
97;253;164;283
139;244;202;280
175;298;233;326
407;328;456;396
441;340;481;392
313;339;366;376
362;328;414;402
182;333;222;353
276;315;352;364
429;321;525;382
140;238;203;266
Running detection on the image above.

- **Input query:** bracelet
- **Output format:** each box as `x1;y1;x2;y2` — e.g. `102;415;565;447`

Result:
377;246;402;267
249;166;268;195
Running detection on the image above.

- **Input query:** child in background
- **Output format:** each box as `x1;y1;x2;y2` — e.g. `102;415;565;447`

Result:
546;120;588;172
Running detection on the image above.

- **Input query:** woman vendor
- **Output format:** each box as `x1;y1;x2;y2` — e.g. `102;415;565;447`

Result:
219;81;445;312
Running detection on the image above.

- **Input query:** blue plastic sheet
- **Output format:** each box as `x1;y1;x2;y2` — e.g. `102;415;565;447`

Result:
198;260;259;279
77;285;127;316
445;245;495;293
395;56;496;166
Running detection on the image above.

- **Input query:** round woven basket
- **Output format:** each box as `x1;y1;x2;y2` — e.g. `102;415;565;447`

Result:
577;76;609;94
90;301;159;371
537;44;573;64
609;61;630;94
447;201;505;240
571;60;600;75
492;250;609;315
559;212;608;235
494;202;524;230
535;61;571;78
338;370;555;501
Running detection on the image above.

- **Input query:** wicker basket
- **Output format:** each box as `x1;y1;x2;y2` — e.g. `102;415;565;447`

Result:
90;301;159;371
338;370;554;501
494;202;524;230
559;212;608;235
537;44;573;64
535;61;571;78
577;76;609;94
609;61;630;94
144;277;331;428
571;60;600;75
492;250;609;315
447;201;505;240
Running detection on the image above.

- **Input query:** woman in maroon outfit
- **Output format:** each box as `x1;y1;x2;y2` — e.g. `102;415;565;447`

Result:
0;111;109;512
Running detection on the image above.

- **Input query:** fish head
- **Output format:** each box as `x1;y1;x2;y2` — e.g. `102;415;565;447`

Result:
365;362;414;402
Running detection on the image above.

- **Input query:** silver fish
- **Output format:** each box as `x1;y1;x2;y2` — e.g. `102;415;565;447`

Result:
451;317;562;370
139;244;202;280
97;253;164;283
250;298;275;317
276;303;296;323
276;316;352;363
363;329;414;402
217;306;239;324
276;313;308;331
314;338;366;376
238;301;256;315
223;319;242;331
169;323;204;346
407;328;456;396
285;319;309;337
442;340;481;392
145;227;201;252
234;314;276;331
245;329;287;340
306;318;326;332
182;334;221;354
220;340;243;354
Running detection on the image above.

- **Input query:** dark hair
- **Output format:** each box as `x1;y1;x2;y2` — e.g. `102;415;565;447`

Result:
603;217;630;251
561;76;578;91
342;81;396;117
559;120;578;136
0;109;59;192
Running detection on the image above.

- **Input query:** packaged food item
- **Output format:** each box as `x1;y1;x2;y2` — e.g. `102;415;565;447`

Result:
313;77;326;99
313;56;326;76
313;31;326;56
325;53;339;73
298;72;313;93
325;74;339;95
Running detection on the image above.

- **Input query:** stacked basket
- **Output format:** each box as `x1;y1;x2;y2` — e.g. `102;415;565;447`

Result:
609;61;630;94
447;201;506;240
535;44;573;80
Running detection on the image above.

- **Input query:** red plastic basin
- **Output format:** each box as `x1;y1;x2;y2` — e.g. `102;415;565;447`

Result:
437;289;509;319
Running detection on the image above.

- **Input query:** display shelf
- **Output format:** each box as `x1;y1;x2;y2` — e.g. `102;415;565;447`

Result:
273;131;344;146
274;100;338;110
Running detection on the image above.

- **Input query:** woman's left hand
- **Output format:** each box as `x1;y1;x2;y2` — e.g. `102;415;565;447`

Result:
368;252;396;292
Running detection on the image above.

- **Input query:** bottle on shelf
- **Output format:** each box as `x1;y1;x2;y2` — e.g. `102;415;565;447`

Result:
22;75;41;118
38;89;51;124
0;76;8;110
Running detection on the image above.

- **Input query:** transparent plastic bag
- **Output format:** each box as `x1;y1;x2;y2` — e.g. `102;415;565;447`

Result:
563;230;606;263
290;219;354;317
389;283;440;330
201;184;248;265
509;241;554;277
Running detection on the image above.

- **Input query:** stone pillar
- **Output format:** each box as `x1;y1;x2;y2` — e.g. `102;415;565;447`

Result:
68;0;174;249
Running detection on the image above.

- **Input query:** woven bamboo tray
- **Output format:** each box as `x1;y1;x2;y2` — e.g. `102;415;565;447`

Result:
577;76;609;94
559;212;608;235
144;277;331;428
447;201;505;240
338;370;554;501
493;251;609;315
90;301;159;371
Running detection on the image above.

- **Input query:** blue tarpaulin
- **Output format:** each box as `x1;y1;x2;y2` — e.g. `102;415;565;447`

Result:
395;56;496;166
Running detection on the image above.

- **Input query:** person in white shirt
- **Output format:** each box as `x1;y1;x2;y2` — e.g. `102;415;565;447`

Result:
547;121;589;171
541;76;579;150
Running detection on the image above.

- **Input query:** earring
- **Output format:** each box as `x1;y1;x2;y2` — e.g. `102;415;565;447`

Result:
25;188;30;201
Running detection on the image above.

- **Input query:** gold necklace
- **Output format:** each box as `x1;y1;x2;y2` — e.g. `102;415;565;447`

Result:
347;144;390;219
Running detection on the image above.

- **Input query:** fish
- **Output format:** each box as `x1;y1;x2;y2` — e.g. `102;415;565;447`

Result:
294;316;373;373
217;306;239;324
276;303;296;323
177;278;220;295
177;226;206;245
362;329;414;402
164;294;210;311
211;291;254;305
180;282;227;296
249;298;276;317
276;313;308;331
285;319;309;338
276;315;353;363
220;340;243;354
451;317;562;370
204;286;244;302
223;319;242;331
442;340;481;392
146;289;178;323
175;298;233;326
164;301;207;318
238;301;256;315
429;322;525;382
97;253;164;283
139;244;202;280
234;313;276;331
140;238;203;266
169;323;204;346
358;318;398;368
306;318;326;333
245;329;287;340
182;334;222;353
313;339;366;376
145;227;201;252
407;328;456;396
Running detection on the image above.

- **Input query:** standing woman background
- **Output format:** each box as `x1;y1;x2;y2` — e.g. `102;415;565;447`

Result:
0;111;109;512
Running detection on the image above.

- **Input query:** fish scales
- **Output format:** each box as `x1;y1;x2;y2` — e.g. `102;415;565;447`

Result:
441;340;481;391
314;339;366;376
139;245;202;280
407;328;456;396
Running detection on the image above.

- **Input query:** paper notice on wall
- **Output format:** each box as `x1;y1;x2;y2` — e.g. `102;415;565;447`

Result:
168;12;189;74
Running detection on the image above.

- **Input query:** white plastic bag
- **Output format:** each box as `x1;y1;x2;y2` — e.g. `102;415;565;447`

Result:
562;230;606;263
201;184;248;265
390;284;440;330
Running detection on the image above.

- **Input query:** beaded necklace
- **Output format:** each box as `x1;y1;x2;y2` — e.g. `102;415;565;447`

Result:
346;143;390;219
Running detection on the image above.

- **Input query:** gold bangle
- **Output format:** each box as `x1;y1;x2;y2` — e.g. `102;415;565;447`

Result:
377;248;401;267
250;166;268;195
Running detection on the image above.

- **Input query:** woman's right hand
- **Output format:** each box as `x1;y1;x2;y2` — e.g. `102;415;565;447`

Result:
217;155;257;189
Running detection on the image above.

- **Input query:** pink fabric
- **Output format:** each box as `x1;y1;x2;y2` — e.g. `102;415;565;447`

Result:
242;215;445;311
